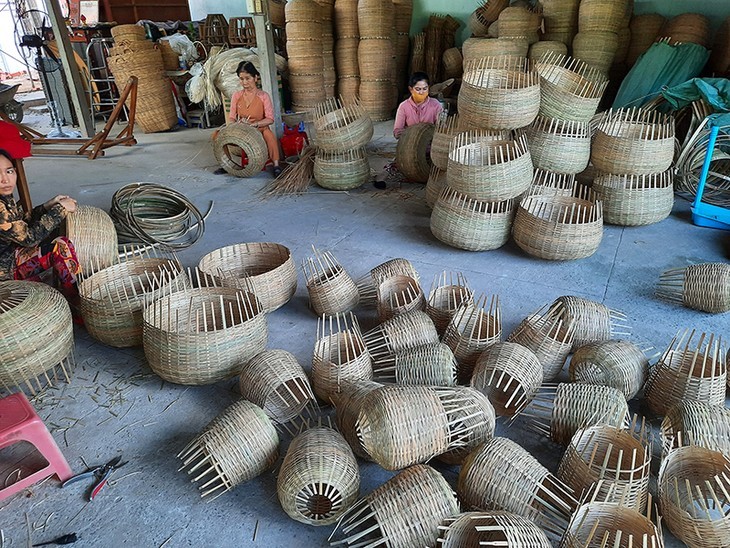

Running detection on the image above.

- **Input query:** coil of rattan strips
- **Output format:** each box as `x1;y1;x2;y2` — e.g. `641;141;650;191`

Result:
329;464;459;547
658;443;730;547
238;349;316;424
442;294;502;383
527;169;577;199
177;400;278;500
313;148;370;190
64;205;118;274
520;383;630;446
375;273;425;322
277;426;359;526
660;401;730;458
436;386;496;465
552;295;631;350
312;97;373;151
362;309;439;367
79;248;188;348
507;302;575;381
213;123;268;178
438;511;552;547
644;329;727;417
311;312;372;403
513;183;604;261
431;114;463;171
0;281;74;396
430;186;516;251
592;170;674;226
569;340;652;400
332;379;381;460
525;116;591;174
470;341;543;417
458;56;541;130
142;272;268;385
371;342;457;386
557;417;652;512
355;257;420;306
198;242;297;313
395;122;435;183
457;437;579;541
425;166;447;209
425;271;474;336
591;107;675;175
657;262;730;314
301;247;359;316
534;52;609;122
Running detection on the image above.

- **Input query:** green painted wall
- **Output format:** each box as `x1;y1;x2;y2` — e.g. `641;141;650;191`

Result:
409;0;480;46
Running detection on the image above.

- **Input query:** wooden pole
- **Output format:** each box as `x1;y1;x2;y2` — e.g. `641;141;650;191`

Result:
252;1;283;138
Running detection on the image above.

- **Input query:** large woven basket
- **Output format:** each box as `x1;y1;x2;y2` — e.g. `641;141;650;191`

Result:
177;400;278;499
591;107;675;175
569;340;650;400
277;426;359;526
425;166;447;209
593;170;674;226
660;400;730;457
553;295;631;350
358;79;394;121
458;57;540;130
528;169;578;198
461;37;529;63
357;0;394;39
111;24;146;41
627;13;665;66
0;281;73;396
358;38;392;80
442;47;463;79
469;0;510;36
528;40;568;61
425;271;473;335
659;12;711;48
302;247;359;315
213;123;269;178
562;500;663;548
286;0;321;23
541;0;580;45
497;6;542;44
333;379;381;459
525;116;591;174
372;342;458;386
312;97;374;151
64;205;118;274
572;31;618;74
198;242;297;313
439;511;551;547
396;123;435;183
657;262;730;314
143;284;268;385
314;148;370;190
431;114;462;171
578;0;627;34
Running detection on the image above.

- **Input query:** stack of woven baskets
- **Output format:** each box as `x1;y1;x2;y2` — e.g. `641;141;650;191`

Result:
108;24;178;133
392;0;413;96
357;0;395;121
334;0;360;102
285;0;326;110
572;0;632;75
315;0;337;99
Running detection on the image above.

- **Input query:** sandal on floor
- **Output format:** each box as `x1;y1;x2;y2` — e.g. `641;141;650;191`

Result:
272;166;282;177
214;167;227;175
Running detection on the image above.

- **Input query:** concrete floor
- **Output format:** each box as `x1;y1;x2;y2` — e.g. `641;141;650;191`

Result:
1;116;728;547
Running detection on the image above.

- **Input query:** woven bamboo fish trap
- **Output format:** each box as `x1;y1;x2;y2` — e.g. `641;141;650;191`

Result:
535;53;608;123
312;97;373;151
362;310;440;366
521;383;630;446
525;116;591;174
471;341;543;417
458;57;540;130
709;17;730;76
591;108;675;175
64;205;118;274
558;420;652;511
111;24;146;41
357;0;393;39
313;148;370;190
439;511;552;547
79;253;187;348
657;263;730;314
198;242;297;313
507;302;575;381
0;281;74;396
461;37;529;63
332;379;381;460
552;295;631;350
593;170;674;226
562;499;664;548
177;400;278;499
330;464;459;547
659;13;711;48
425;166;447;209
372;342;457;386
528;40;568;61
142;279;268;385
409;32;425;74
312;312;372;403
442;294;502;383
569;340;650;400
660;401;730;458
375;274;425;322
277;426;359;526
442;48;463;80
431;114;462;171
571;31;619;74
527;169;577;198
627;13;665;66
658;444;730;547
497;6;542;44
423;15;445;82
395;123;435;183
238;349;315;424
227;17;256;47
437;386;496;465
447;131;533;201
356;258;421;307
458;437;578;541
513;184;604;261
644;329;727;417
426;271;473;335
578;0;627;34
213;123;268;178
302;247;359;316
469;0;509;36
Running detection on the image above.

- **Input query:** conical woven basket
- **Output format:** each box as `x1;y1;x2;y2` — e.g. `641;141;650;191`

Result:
561;500;663;548
593;170;674;226
333;379;381;459
525;116;591;174
439;511;551;547
396;123;435;183
572;31;618;74
657;262;730;314
660;400;730;458
64;205;118;274
497;5;542;44
552;295;631;350
569;340;650;400
312;97;373;151
213;123;269;178
541;0;580;45
302;247;359;316
578;0;627;34
372;342;458;386
425;271;474;335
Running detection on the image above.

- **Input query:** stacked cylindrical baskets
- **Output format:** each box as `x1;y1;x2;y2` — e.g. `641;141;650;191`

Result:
285;0;325;110
357;0;395;121
573;0;631;74
334;0;360;102
314;0;336;98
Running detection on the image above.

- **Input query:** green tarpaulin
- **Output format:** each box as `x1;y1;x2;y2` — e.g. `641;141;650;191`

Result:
661;78;730;114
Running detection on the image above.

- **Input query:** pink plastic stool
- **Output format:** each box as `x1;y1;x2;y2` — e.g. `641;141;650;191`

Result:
0;393;73;500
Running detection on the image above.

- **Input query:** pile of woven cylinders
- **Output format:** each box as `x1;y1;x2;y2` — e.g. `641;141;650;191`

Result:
572;0;632;75
285;0;326;110
334;0;360;102
357;0;396;121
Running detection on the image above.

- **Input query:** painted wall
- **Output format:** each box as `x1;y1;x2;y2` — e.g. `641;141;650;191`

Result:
410;0;478;46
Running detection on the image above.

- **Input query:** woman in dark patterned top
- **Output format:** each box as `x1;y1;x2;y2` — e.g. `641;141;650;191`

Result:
0;148;81;301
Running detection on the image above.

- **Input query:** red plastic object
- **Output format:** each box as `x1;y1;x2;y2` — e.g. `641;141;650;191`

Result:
0;393;73;500
280;124;309;158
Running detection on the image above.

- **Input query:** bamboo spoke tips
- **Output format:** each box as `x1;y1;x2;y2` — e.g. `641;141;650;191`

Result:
426;271;474;336
552;295;630;350
660;401;730;458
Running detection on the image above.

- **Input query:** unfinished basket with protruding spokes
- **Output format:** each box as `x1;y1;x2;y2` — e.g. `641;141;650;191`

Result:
657;262;730;314
525;116;591;174
471;342;543;417
425;166;447;210
312;312;372;403
507;302;575;381
593;170;674;226
458;437;579;542
552;295;631;350
313;148;370;190
177;400;279;499
438;511;552;547
528;169;578;199
372;342;457;386
658;444;730;547
570;340;652;400
436;386;496;465
362;310;440;366
277;426;359;526
644;329;727;417
312;97;374;151
64;205;118;274
431;114;462;171
356;257;421;306
333;379;382;460
660;401;730;458
239;349;316;424
302;247;359;316
375;274;425;322
425;271;474;335
329;465;459;547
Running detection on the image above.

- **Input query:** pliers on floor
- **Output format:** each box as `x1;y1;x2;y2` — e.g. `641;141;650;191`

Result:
61;455;127;501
